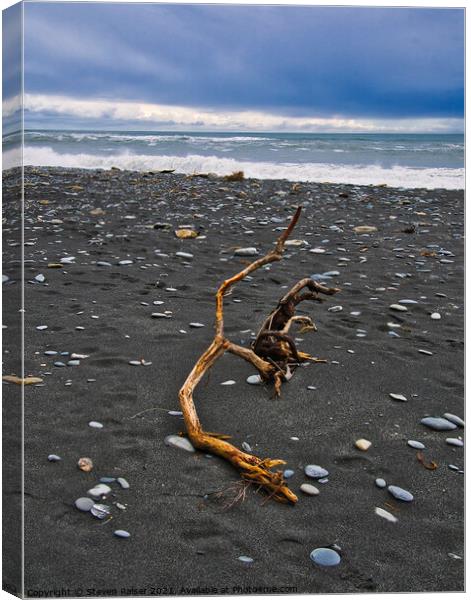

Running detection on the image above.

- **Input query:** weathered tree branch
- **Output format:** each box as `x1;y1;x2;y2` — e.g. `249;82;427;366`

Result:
178;206;339;504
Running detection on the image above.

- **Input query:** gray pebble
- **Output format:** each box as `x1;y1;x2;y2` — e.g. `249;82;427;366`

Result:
300;483;319;496
114;530;131;538
446;438;464;447
88;421;104;429
421;417;457;431
238;556;254;563
388;485;414;502
117;477;130;489
74;497;95;512
375;478;387;488
304;464;329;479
310;548;341;567
164;434;195;452
283;469;295;479
407;440;425;450
443;413;464;427
47;454;61;462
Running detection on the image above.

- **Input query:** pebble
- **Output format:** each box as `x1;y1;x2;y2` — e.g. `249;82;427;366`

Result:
375;507;398;523
54;361;66;367
389;393;407;402
88;421;104;429
60;256;76;264
189;322;205;328
91;504;111;519
47;454;61;462
355;439;371;451
44;350;58;356
443;413;464;427
220;380;236;385
387;485;414;502
246;374;262;385
67;360;80;366
164;434;195;452
421;417;457;431
283;469;295;479
310;548;341;567
36;325;48;330
151;312;170;319
234;248;258;257
418;349;433;356
300;483;319;496
304;464;329;479
114;530;131;539
118;260;133;265
328;305;343;313
430;312;441;320
100;477;116;483
117;477;130;489
74;497;95;512
446;438;464;447
35;274;45;283
168;410;183;416
242;442;252;452
237;556;254;563
375;478;386;488
175;252;193;259
87;484;111;498
78;457;93;472
390;304;408;312
407;440;425;450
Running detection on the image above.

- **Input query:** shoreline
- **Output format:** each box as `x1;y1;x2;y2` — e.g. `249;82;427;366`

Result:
3;166;464;593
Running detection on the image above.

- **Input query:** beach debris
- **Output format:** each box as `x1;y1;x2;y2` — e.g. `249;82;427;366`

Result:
304;465;329;479
75;497;95;512
2;375;43;385
387;485;414;502
225;171;245;181
420;417;457;431
175;228;198;239
375;507;398;523
48;454;61;462
300;483;319;496
375;478;387;488
310;548;341;567
355;438;371;451
114;530;131;539
78;457;93;472
177;207;340;504
389;393;408;402
416;451;438;470
164;434;195;453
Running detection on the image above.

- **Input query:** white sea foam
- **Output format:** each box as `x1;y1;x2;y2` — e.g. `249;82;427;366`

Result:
6;145;465;190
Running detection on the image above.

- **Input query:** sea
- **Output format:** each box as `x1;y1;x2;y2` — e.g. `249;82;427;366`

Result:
3;130;464;190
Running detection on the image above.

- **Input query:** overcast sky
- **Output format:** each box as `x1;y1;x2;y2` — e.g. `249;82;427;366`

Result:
7;2;466;132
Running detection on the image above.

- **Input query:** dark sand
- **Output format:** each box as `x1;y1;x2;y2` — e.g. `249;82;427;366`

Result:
2;167;464;595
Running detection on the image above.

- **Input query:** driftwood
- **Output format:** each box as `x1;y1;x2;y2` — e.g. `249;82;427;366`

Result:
178;207;340;503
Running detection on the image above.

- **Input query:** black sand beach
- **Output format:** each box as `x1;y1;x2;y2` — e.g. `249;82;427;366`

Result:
2;166;464;594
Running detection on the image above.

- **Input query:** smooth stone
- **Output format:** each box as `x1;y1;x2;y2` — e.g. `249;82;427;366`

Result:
118;260;133;265
388;485;414;502
44;350;58;356
355;439;371;451
67;360;80;366
407;440;425;450
310;548;341;567
164;434;195;453
390;304;408;312
431;312;441;320
60;256;76;264
35;274;45;283
389;393;407;402
114;530;131;538
375;507;398;523
246;374;262;385
421;417;457;431
47;454;61;462
242;442;252;452
87;484;111;498
443;413;465;427
74;497;95;512
175;252;194;259
96;261;112;267
300;483;319;496
189;322;205;328
151;312;170;319
446;438;464;447
89;421;104;428
398;299;418;304
283;469;295;479
234;248;258;257
36;325;48;330
238;556;254;563
168;410;183;416
418;349;433;356
91;503;111;519
129;360;142;365
2;275;9;283
100;477;116;483
117;477;130;489
54;361;66;367
304;464;329;479
375;478;386;488
328;305;343;313
220;380;236;386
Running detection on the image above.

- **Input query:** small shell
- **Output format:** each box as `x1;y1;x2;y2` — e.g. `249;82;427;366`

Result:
78;457;93;472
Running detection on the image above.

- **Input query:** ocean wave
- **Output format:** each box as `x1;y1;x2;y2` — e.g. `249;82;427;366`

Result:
24;131;273;144
7;145;465;190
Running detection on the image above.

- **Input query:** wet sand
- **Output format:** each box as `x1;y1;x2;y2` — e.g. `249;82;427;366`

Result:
2;166;464;595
